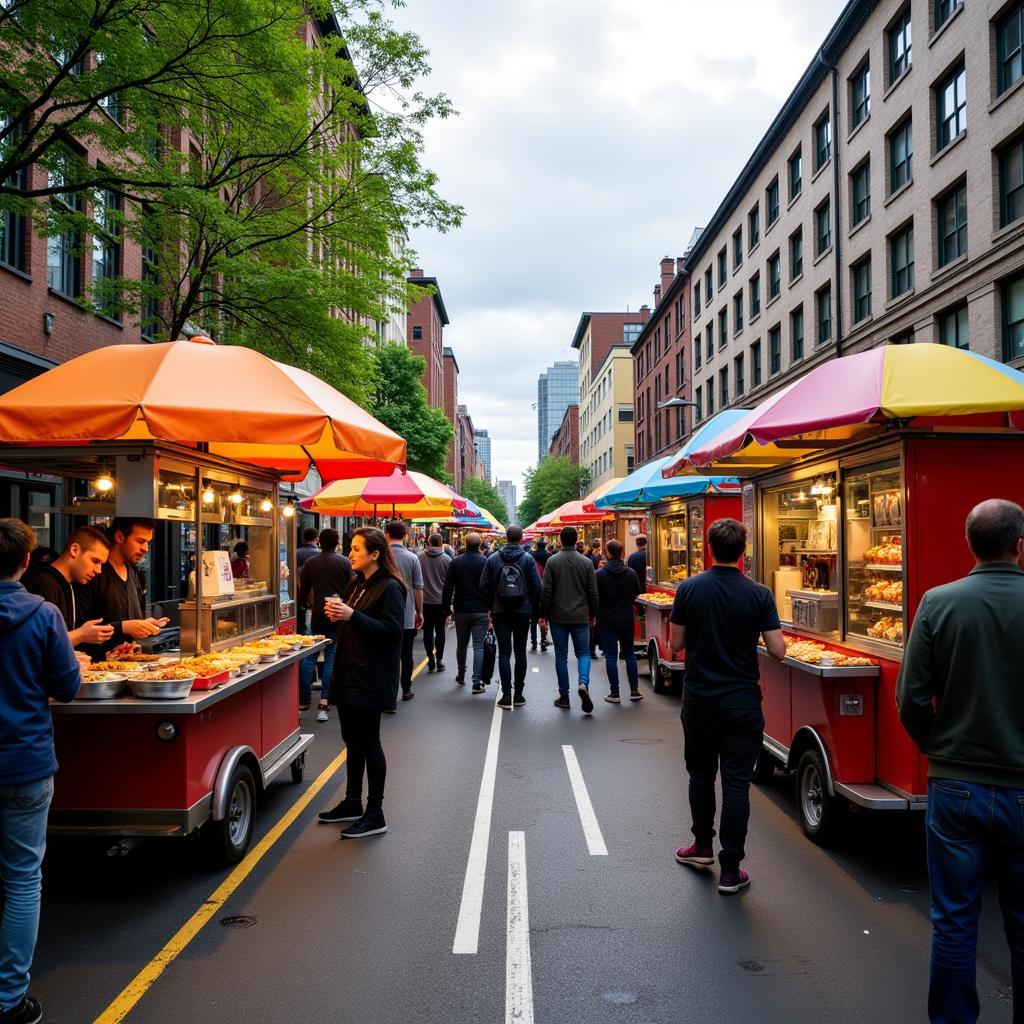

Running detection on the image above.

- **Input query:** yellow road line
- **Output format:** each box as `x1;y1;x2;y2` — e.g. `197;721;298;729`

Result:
93;748;348;1024
96;657;427;1023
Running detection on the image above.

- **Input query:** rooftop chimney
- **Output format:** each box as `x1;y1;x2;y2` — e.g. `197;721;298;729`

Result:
653;284;662;305
640;304;651;324
409;268;424;279
660;256;675;299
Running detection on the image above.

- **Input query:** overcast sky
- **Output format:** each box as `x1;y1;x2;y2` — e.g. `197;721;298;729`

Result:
398;0;846;496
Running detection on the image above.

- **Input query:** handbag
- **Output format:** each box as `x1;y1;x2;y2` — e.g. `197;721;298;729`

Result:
481;627;497;683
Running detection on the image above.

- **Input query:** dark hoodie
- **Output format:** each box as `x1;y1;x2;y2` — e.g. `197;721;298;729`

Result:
22;562;77;631
480;544;542;615
0;581;81;786
596;559;642;629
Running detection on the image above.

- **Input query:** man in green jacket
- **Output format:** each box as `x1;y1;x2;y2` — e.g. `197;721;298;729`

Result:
897;498;1024;1024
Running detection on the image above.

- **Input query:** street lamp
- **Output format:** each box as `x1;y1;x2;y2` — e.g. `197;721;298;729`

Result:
656;397;700;445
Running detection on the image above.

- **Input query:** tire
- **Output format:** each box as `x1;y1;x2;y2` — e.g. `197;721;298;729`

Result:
795;749;844;844
649;640;670;694
290;753;305;784
204;763;257;865
752;747;778;785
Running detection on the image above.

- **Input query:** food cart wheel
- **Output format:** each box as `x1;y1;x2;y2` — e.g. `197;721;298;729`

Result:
648;640;669;694
204;764;257;865
290;753;306;784
795;750;843;844
752;748;778;784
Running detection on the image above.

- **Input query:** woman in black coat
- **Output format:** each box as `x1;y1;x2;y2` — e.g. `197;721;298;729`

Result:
317;527;406;839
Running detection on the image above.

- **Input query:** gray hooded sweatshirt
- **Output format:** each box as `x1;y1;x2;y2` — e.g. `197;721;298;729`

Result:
418;547;452;605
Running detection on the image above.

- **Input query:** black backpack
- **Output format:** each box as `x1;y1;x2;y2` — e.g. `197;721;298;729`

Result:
496;555;528;607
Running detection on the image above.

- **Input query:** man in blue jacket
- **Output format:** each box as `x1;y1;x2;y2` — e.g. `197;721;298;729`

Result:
0;519;81;1024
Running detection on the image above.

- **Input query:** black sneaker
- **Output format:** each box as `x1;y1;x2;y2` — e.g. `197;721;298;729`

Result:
553;695;570;709
629;689;644;702
0;997;42;1024
540;641;549;652
402;690;415;701
497;689;513;709
318;798;363;824
578;684;594;714
341;812;387;839
472;682;486;694
455;674;465;685
513;690;526;706
426;659;435;673
604;694;621;704
436;661;446;672
530;642;537;651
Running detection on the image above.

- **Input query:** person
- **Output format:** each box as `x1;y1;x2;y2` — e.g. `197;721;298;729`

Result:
22;526;115;658
230;540;250;579
296;527;320;571
418;533;452;673
385;521;424;702
529;539;551;652
586;544;602;569
540;526;599;714
77;517;167;661
441;532;490;693
480;524;542;710
627;535;648;594
896;499;1024;1023
297;528;352;720
595;539;642;704
669;518;785;895
0;519;81;1024
317;527;406;839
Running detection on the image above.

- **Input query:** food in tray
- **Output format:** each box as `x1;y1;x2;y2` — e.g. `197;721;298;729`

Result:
111;653;162;663
834;656;875;666
865;537;902;565
864;580;903;604
178;656;236;675
670;565;688;582
87;660;146;672
146;665;200;681
639;593;674;606
82;671;127;682
782;639;878;667
867;616;904;642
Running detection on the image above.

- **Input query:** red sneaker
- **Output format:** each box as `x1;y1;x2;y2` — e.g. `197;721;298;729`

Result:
675;843;714;867
717;869;750;894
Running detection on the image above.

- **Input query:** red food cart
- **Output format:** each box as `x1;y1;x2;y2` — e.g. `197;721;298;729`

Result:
670;345;1024;842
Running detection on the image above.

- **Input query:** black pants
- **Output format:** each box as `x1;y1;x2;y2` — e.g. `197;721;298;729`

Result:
422;604;447;663
340;705;386;811
492;613;530;691
681;702;764;873
529;612;548;646
401;628;416;693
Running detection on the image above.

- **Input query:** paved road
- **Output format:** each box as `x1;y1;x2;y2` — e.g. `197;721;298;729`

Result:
33;637;1015;1023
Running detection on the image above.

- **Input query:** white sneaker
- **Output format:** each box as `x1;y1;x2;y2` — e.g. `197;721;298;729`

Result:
316;706;329;722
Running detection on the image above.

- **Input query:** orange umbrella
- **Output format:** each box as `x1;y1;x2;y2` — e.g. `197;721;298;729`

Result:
0;338;406;481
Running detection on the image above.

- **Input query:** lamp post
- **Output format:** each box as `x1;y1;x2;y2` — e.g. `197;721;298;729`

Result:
656;397;700;447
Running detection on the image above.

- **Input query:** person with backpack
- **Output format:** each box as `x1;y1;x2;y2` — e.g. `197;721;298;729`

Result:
540;526;600;714
530;539;551;652
596;539;643;703
480;525;542;710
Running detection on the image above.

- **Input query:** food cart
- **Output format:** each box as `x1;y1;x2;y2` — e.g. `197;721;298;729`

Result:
0;338;406;863
669;345;1024;842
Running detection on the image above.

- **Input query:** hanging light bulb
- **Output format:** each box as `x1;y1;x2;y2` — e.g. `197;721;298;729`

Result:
228;487;244;505
93;467;115;494
259;497;273;514
282;501;295;518
202;483;216;506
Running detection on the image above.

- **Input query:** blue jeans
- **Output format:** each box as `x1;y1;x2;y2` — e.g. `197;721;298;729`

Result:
300;638;337;706
0;775;53;1011
599;625;638;695
550;622;591;698
926;779;1024;1024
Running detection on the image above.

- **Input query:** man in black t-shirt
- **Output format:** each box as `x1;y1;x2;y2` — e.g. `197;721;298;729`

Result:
669;518;785;895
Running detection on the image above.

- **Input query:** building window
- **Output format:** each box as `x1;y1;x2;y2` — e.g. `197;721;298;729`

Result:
734;353;745;397
851;62;870;129
705;266;713;300
695;332;702;370
891;223;915;297
816;285;832;345
0;118;27;272
889;117;913;193
750;340;762;388
719;367;728;409
707;378;714;417
732;228;743;270
706;322;714;361
748;204;760;249
767;177;779;226
46;157;82;298
1004;274;1024;360
675;350;685;390
999;135;1024;228
888;8;912;85
937;182;967;266
92;189;121;320
718;307;728;348
618;404;634;422
623;322;643;346
768;252;780;300
769;326;781;375
718;247;728;288
788;146;802;202
750;273;761;318
695;386;703;422
694;282;701;316
938;303;969;348
790;229;803;280
997;3;1024;96
935;0;960;33
816;199;831;255
891;329;915;345
412;325;422;340
733;291;744;333
852;160;871;225
814;112;831;172
853;257;872;322
790;306;804;363
936;63;966;152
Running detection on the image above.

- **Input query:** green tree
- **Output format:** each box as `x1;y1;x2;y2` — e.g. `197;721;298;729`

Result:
370;343;452;480
459;476;508;526
517;457;590;525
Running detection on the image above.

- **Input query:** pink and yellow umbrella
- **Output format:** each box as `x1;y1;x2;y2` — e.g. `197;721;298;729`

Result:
300;468;466;516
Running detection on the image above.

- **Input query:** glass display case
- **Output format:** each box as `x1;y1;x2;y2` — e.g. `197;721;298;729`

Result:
844;460;904;648
688;502;705;576
655;509;689;588
279;512;295;622
761;473;839;631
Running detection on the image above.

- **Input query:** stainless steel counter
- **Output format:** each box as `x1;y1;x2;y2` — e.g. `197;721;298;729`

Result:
757;648;880;678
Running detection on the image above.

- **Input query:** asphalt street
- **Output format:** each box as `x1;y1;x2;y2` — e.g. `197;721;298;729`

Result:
31;635;1016;1023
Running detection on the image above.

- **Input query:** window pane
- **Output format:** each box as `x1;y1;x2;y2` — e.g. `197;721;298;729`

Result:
816;201;831;254
889;10;912;82
1001;137;1024;227
815;116;831;170
790;231;803;279
769;254;780;298
939;304;968;348
751;342;762;387
853;163;871;223
769;327;781;374
997;4;1023;95
852;65;870;127
890;118;913;191
891;225;914;297
1006;276;1024;359
817;287;832;344
936;64;966;150
938;184;967;266
791;308;804;362
767;179;779;224
935;0;959;31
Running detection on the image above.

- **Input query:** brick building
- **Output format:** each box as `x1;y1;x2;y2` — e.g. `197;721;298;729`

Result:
549;403;580;464
407;268;448;409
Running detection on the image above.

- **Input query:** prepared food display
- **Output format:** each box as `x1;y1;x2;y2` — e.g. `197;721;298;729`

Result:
778;639;878;668
864;580;903;605
655;511;689;590
87;660;147;673
110;652;163;663
867;616;903;643
638;592;674;606
865;538;902;566
146;665;201;681
82;671;128;683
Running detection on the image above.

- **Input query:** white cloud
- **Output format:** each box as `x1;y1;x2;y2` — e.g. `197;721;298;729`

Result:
394;0;847;496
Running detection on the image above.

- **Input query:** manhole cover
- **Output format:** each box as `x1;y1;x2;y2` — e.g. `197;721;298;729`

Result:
603;991;639;1005
220;915;258;929
619;738;663;745
738;958;765;973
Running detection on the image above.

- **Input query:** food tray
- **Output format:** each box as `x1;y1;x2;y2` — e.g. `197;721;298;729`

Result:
77;676;129;700
129;676;196;700
191;669;230;691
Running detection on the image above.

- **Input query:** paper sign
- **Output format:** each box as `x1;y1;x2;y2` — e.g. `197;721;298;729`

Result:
201;551;236;596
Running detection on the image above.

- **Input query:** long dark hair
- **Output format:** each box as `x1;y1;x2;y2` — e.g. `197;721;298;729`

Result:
352;526;407;595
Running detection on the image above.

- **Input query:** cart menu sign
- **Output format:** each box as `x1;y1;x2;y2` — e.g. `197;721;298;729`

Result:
201;550;236;596
742;483;755;578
